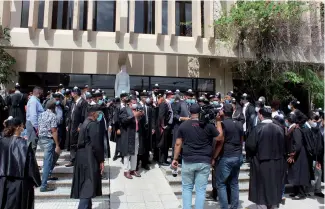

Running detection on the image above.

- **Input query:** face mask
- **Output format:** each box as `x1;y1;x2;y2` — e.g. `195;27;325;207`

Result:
98;99;103;105
103;96;106;100
170;99;175;104
288;105;292;110
309;121;317;128
61;89;65;94
285;122;289;127
55;101;60;105
145;98;151;104
212;101;218;105
137;98;140;103
131;103;137;110
190;99;196;104
225;100;230;104
255;107;260;113
97;112;103;122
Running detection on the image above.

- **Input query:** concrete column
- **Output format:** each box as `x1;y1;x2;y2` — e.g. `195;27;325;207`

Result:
204;0;214;44
10;0;22;28
168;0;175;45
87;0;94;41
72;0;80;41
28;0;39;39
155;0;162;45
115;0;128;43
43;0;53;40
0;0;11;29
128;0;135;43
192;0;201;47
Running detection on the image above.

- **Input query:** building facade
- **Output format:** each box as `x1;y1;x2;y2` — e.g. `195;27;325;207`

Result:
0;0;323;96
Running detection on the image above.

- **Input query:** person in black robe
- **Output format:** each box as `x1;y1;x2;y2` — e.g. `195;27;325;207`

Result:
65;87;88;167
0;117;41;209
137;90;154;170
6;83;27;124
240;93;256;138
245;107;286;208
286;113;312;200
70;106;104;209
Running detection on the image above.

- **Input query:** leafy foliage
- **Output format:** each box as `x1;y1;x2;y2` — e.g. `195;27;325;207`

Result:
0;27;16;85
214;1;324;107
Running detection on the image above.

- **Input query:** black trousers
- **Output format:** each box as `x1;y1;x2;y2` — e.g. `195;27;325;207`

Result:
293;185;307;197
158;127;172;164
78;198;92;209
70;144;77;163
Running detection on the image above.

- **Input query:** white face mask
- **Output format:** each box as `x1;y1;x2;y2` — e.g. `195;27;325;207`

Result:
309;121;317;128
255;107;260;113
131;103;137;110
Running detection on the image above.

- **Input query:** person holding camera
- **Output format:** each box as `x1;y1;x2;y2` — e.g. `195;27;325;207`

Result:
213;104;244;209
172;103;223;209
119;95;143;179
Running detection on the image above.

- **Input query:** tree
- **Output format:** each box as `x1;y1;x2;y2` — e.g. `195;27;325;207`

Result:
0;27;16;85
214;1;324;108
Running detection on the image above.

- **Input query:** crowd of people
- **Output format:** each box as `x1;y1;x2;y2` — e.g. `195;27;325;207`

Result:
0;82;323;209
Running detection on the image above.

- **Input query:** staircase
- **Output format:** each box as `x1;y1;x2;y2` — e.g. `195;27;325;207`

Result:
34;148;110;207
160;149;250;200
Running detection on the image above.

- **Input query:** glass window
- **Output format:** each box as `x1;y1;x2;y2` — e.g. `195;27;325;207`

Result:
52;0;74;30
37;0;45;28
198;79;214;92
100;89;115;98
21;0;30;28
176;1;192;36
130;76;149;91
79;1;88;31
134;0;155;34
63;74;91;88
92;75;115;89
162;0;168;35
93;1;116;31
151;77;193;92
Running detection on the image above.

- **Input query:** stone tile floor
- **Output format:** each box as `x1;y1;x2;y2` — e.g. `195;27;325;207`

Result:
35;142;324;209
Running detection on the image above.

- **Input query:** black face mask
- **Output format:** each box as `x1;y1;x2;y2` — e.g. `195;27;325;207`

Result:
154;91;159;96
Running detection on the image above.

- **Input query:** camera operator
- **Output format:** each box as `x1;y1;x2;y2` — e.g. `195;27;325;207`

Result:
212;104;244;209
172;103;223;209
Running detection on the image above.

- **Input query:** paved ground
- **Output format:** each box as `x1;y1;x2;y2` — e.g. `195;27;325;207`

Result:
35;141;324;209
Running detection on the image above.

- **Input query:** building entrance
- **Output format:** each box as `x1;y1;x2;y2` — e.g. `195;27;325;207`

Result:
18;72;215;97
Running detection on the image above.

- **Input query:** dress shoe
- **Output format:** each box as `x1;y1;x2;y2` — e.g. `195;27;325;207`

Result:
48;176;58;181
292;195;306;200
142;165;150;170
65;162;74;167
112;156;118;161
289;193;297;197
40;187;55;192
160;162;170;167
124;172;133;179
315;192;324;198
130;170;141;177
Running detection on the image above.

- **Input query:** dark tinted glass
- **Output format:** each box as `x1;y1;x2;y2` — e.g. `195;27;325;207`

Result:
134;0;155;34
175;1;192;36
38;0;45;28
79;1;88;31
65;74;91;88
94;1;115;31
198;79;214;92
151;77;193;92
92;75;115;89
130;76;149;91
52;0;74;30
162;0;168;35
21;0;30;28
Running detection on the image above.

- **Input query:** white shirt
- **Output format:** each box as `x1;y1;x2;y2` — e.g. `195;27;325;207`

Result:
242;102;250;132
289;123;296;131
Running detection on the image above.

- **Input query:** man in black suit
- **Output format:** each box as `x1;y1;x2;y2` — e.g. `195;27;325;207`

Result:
65;86;88;167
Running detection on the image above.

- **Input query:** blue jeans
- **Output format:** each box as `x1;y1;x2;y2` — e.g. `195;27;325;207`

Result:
216;156;241;209
39;136;55;189
182;161;210;209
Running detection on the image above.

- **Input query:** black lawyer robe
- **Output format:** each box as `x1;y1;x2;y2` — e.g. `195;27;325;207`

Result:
119;106;136;156
110;104;122;154
65;98;88;151
245;121;286;206
0;136;41;209
287;126;312;186
138;103;153;155
71;118;104;199
6;92;27;123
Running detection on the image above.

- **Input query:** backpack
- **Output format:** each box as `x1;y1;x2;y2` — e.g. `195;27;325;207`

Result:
299;126;324;161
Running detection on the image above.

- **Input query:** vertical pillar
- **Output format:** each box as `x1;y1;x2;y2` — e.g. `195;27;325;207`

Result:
129;0;135;43
43;0;53;40
0;0;11;29
168;0;175;45
192;0;201;47
155;0;162;45
87;0;94;41
72;0;80;41
28;0;39;39
115;0;128;43
204;0;214;47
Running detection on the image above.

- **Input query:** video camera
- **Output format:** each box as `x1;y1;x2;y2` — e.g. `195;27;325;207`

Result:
199;103;222;126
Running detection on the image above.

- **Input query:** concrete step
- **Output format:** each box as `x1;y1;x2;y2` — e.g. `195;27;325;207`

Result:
172;182;249;198
36;151;71;161
34;187;110;199
45;178;110;187
165;172;249;185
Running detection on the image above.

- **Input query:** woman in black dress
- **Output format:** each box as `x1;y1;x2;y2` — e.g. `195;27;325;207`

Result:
0;118;41;209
